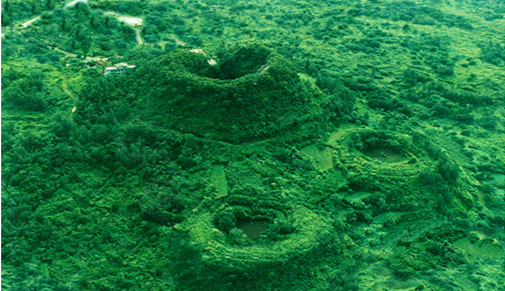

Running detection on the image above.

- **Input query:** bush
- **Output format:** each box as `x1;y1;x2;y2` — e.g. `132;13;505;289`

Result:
116;41;128;49
213;210;236;233
36;54;49;64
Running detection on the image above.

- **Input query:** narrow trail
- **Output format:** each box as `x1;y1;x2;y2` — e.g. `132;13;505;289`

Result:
21;16;41;28
61;82;78;120
64;0;88;8
62;83;78;101
173;36;186;46
52;47;104;62
135;29;144;46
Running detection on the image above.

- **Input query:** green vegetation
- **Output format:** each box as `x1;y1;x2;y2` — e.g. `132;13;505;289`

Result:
2;0;505;290
136;45;322;142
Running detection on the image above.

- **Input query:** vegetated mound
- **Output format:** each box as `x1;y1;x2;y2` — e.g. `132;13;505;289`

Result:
335;128;473;213
140;45;322;143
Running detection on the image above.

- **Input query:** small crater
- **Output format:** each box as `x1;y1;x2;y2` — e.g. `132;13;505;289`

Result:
363;147;407;163
236;219;270;239
205;46;270;80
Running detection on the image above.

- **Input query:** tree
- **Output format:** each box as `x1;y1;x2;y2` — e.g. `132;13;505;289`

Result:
81;38;91;56
61;16;72;31
1;13;12;26
46;0;55;9
90;14;104;29
31;1;42;14
213;210;236;233
3;0;11;12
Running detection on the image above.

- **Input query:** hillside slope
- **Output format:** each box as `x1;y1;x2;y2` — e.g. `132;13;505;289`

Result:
2;0;504;290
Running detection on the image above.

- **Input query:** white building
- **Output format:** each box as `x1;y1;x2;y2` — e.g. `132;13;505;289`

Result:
104;63;136;76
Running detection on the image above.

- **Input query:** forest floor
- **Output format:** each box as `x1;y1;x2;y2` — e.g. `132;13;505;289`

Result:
51;47;105;62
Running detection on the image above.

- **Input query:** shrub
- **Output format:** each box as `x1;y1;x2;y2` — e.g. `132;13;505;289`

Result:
213;210;236;233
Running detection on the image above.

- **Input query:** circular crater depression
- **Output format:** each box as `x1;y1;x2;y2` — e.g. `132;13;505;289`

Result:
200;46;271;81
182;188;330;270
346;129;415;164
186;206;329;268
212;205;295;243
145;45;321;143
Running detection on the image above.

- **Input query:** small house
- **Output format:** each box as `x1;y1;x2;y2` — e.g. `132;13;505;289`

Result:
104;63;136;76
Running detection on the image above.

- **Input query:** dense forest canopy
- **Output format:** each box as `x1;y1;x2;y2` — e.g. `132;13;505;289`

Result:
2;0;504;290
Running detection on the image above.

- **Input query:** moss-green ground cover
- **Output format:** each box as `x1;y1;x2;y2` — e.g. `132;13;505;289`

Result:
2;0;504;290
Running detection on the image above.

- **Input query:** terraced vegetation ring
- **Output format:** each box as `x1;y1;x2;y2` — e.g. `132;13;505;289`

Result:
182;205;331;270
